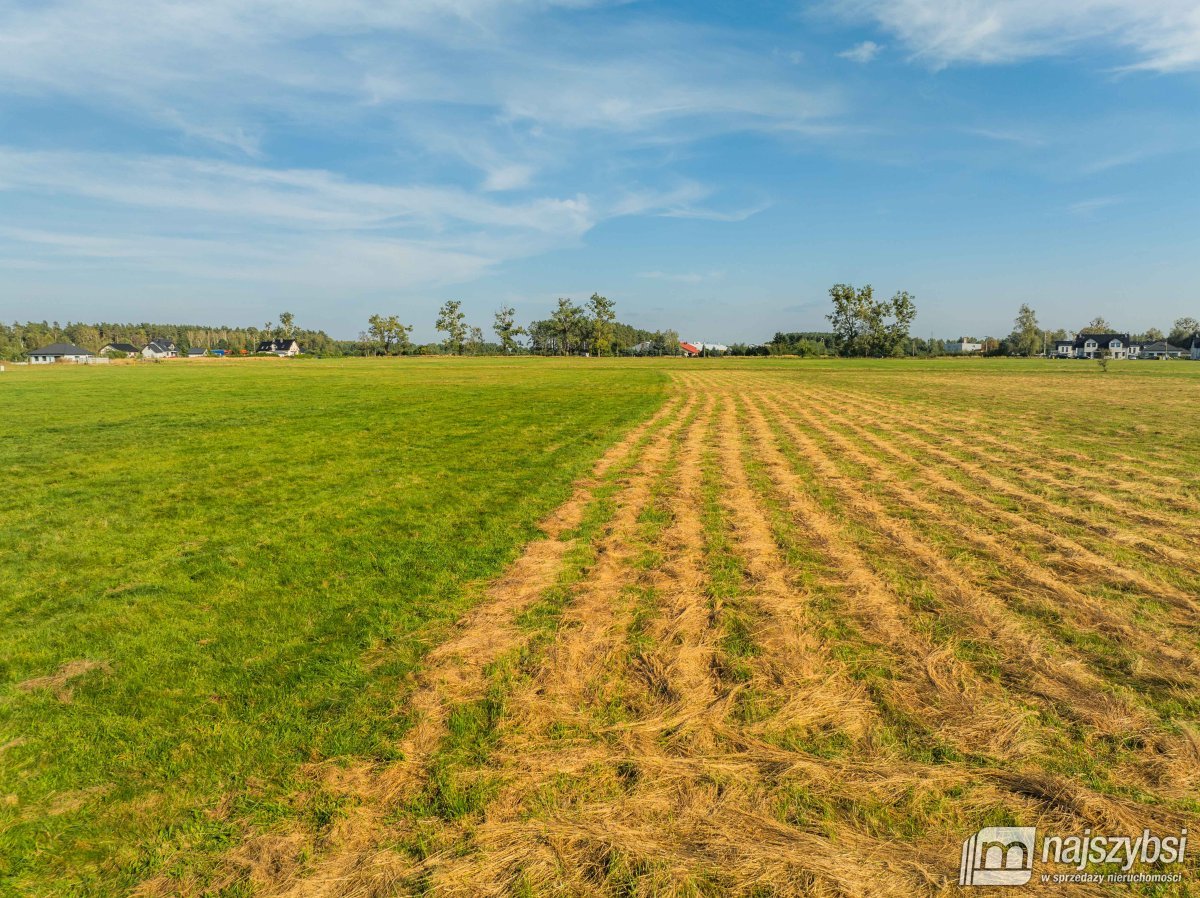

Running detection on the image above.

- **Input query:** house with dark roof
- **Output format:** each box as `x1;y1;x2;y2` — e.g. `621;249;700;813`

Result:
29;343;97;364
100;342;140;356
1052;339;1076;358
1069;333;1132;360
142;339;178;359
1137;340;1186;360
186;347;208;358
256;338;300;356
1182;333;1200;361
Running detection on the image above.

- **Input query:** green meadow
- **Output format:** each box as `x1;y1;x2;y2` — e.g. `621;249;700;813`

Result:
0;358;666;896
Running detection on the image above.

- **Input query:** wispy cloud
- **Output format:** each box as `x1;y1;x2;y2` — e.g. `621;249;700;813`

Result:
0;0;843;319
839;40;883;63
834;0;1200;71
1066;195;1122;216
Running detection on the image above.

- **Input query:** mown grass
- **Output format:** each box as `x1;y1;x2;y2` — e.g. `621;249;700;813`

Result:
0;357;666;897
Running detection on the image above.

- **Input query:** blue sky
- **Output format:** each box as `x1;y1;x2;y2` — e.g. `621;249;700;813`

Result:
1;1;1198;342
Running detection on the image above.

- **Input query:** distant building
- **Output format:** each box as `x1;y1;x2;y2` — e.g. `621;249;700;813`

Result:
142;339;179;359
28;343;97;364
945;339;984;354
1182;333;1200;361
1136;340;1186;360
100;342;140;356
186;347;208;358
1052;339;1075;358
1070;333;1131;360
257;339;301;356
630;341;655;355
679;341;727;357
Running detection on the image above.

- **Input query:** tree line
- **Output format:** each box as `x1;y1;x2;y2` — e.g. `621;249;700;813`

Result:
0;295;681;361
357;294;682;357
0;315;341;361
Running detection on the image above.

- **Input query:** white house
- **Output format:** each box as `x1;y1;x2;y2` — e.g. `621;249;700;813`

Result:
945;339;983;354
1071;333;1131;359
143;339;179;359
257;339;301;356
1052;339;1075;357
28;343;97;364
691;342;728;353
100;342;140;356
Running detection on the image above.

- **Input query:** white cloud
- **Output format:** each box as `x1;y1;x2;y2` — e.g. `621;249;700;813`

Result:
0;1;843;152
835;0;1200;71
1066;196;1121;216
0;146;759;298
839;40;883;63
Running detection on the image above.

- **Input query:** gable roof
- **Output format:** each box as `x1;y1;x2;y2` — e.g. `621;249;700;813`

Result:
186;347;207;355
1139;340;1183;353
145;339;177;352
101;342;139;353
31;342;94;356
1072;333;1130;348
257;339;299;351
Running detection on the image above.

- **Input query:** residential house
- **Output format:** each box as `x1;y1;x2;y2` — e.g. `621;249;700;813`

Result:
100;342;140;356
945;339;984;354
186;347;208;358
142;339;179;359
679;341;727;357
1052;339;1076;358
1070;333;1131;359
257;338;301;356
1137;340;1186;360
1182;333;1200;361
28;343;97;364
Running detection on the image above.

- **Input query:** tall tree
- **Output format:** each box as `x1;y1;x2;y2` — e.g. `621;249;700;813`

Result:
466;326;485;355
366;314;413;355
435;300;468;355
1169;316;1199;345
1008;303;1042;356
826;284;917;357
550;297;583;355
493;305;523;354
587;293;617;356
278;311;296;338
1080;317;1113;334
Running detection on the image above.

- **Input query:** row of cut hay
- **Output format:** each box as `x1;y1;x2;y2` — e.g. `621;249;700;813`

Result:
408;393;720;894
810;378;1196;513
776;387;1200;683
139;393;693;898
760;389;1200;800
796;382;1200;583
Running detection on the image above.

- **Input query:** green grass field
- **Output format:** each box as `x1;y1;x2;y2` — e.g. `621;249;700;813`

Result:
4;355;1200;897
0;358;666;896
